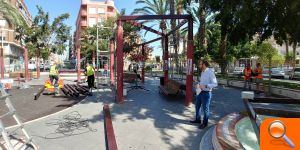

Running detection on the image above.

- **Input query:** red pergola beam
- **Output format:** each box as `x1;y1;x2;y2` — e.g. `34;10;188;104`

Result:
136;20;187;47
119;15;191;21
139;36;163;46
127;21;164;36
116;14;194;107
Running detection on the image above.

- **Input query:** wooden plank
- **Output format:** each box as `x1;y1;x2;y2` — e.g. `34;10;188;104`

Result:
242;99;260;142
34;86;45;100
119;15;191;21
254;107;300;118
103;105;118;150
251;97;300;104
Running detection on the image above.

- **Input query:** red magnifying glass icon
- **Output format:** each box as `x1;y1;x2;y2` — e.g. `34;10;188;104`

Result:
268;120;295;148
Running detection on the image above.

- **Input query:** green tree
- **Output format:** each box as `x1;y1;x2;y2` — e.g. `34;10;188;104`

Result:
155;55;161;63
22;6;70;78
256;42;278;95
50;13;71;55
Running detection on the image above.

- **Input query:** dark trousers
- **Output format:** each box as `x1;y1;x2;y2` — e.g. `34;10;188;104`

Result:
195;91;212;125
49;75;58;86
87;75;95;88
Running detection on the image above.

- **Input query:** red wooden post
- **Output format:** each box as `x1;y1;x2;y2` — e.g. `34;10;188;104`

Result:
185;18;194;106
141;45;145;83
23;47;29;81
0;47;4;79
164;36;169;86
77;47;81;84
110;38;115;84
116;20;124;103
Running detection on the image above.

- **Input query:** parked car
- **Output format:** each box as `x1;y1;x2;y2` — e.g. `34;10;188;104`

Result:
262;69;270;78
28;61;36;70
40;63;44;70
270;68;286;79
44;63;50;71
290;67;300;80
233;67;244;76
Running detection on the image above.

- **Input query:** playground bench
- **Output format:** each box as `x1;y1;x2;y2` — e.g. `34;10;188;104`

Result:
159;79;181;96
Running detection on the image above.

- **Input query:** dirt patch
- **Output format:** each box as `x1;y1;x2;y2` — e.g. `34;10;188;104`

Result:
0;86;86;127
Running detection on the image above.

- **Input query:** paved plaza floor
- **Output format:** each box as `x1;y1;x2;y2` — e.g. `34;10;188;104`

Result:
2;77;247;150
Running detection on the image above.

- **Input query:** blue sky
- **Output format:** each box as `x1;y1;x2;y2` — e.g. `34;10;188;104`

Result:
24;0;163;57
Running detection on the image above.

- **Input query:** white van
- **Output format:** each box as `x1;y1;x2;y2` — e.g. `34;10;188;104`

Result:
28;61;36;70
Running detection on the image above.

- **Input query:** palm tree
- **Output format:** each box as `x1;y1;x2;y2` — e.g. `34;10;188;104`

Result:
0;0;26;27
183;0;207;56
132;0;169;54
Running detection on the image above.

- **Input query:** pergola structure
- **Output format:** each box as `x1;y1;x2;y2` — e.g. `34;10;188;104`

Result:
116;15;194;106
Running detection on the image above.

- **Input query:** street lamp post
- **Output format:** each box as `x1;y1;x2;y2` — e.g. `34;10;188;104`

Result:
95;23;111;99
0;19;6;79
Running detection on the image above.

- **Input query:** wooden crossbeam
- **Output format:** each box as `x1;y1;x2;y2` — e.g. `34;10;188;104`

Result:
254;107;300;118
103;105;118;150
127;21;164;36
119;15;191;21
251;97;300;104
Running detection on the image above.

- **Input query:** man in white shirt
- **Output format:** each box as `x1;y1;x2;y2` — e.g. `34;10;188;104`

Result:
190;60;218;129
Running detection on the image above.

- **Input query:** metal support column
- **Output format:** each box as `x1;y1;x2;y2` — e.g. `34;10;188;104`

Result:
77;47;81;84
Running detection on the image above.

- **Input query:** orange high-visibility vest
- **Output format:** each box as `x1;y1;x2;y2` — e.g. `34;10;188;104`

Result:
255;68;263;79
244;68;252;80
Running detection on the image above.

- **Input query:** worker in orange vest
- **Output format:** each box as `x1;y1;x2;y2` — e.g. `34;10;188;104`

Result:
243;64;252;90
254;63;264;93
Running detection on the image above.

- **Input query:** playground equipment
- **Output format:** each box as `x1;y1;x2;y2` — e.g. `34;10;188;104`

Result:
0;83;38;150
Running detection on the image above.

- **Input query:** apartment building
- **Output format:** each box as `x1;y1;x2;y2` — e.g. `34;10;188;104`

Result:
72;0;118;60
0;0;32;72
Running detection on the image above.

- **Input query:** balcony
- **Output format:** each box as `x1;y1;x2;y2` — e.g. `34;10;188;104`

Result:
81;20;87;27
81;9;87;17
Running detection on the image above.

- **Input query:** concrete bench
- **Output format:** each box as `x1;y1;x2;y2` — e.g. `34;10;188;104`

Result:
123;73;137;83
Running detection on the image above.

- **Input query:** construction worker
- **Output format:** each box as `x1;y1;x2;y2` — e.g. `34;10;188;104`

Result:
254;63;264;93
243;64;252;90
49;62;60;95
85;62;95;94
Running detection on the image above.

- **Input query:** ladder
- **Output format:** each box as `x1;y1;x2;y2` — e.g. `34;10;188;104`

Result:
0;83;38;150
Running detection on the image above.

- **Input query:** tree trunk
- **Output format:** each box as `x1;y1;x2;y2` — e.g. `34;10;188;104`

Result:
199;0;207;55
219;33;227;75
285;39;289;63
292;42;297;68
268;57;272;96
36;55;40;79
170;0;178;74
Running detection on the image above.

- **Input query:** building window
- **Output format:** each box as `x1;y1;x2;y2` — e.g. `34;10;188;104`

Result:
88;18;96;27
88;7;97;14
98;8;105;14
297;52;299;56
107;7;114;12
